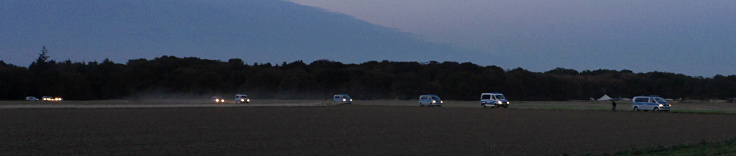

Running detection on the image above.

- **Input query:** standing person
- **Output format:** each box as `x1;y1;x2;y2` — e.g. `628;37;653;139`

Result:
611;100;617;111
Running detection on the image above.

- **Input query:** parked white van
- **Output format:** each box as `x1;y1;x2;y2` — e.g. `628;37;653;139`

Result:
333;94;352;104
419;94;443;107
632;96;671;112
480;92;509;108
235;94;250;103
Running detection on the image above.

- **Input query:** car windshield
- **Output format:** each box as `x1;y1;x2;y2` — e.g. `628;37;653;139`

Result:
431;96;441;101
654;97;667;103
344;95;351;99
494;95;506;100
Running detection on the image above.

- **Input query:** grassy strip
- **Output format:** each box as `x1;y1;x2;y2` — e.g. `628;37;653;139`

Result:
551;138;736;156
670;109;736;114
607;138;736;156
509;102;736;114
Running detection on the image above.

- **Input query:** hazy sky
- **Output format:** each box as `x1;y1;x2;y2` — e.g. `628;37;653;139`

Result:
1;0;734;76
290;0;736;76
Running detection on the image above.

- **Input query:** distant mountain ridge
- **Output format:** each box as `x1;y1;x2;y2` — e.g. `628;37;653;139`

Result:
0;0;479;66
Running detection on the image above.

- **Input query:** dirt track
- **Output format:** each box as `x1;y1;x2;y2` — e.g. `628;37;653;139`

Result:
2;104;736;155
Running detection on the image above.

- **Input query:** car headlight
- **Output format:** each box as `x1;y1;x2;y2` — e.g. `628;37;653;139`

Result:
440;101;443;103
659;104;663;107
496;101;502;104
432;100;436;103
247;99;250;102
343;99;346;102
350;99;353;101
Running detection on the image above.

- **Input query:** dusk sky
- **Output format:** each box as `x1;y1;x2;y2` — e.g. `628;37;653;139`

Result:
1;0;735;76
290;0;736;76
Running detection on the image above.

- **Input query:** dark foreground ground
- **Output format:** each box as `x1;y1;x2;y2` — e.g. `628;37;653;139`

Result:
2;105;736;155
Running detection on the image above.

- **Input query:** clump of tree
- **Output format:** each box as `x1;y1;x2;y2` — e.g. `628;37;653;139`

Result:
1;47;735;100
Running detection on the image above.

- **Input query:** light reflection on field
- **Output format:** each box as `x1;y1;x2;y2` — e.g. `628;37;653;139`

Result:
1;100;735;113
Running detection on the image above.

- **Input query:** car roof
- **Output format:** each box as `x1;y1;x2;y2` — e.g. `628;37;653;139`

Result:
634;95;661;98
482;92;503;94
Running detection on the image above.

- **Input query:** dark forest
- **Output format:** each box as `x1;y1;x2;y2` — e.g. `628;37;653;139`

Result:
1;51;735;101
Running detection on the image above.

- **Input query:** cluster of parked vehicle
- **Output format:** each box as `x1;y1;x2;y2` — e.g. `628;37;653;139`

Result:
326;93;671;112
211;94;251;103
416;92;512;108
204;92;670;112
328;92;512;108
25;96;63;102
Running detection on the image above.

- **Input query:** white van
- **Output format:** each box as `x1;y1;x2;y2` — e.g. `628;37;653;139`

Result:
480;92;509;108
235;94;250;103
632;96;671;112
419;94;443;107
333;94;352;104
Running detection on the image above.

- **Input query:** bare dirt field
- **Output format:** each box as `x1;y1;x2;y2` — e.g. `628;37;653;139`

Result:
2;100;736;155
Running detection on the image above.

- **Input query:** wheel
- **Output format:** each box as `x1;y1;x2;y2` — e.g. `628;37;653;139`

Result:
503;105;508;108
634;106;640;111
653;107;659;112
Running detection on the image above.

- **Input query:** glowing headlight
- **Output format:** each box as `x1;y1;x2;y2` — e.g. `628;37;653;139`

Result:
240;99;244;102
432;100;436;103
496;101;502;104
440;101;443;103
246;99;250;102
342;99;346;102
350;99;353;102
659;104;663;107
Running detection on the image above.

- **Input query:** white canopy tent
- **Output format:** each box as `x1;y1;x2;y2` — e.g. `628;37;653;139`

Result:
597;94;612;101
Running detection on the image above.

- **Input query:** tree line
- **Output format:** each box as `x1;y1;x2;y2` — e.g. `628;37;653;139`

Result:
1;50;735;101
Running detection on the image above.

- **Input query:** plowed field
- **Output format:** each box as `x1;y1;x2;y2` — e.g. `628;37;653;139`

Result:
2;103;736;155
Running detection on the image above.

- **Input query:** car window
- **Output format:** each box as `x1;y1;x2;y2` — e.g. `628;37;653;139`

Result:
634;98;648;102
431;96;441;101
481;95;491;99
494;95;506;100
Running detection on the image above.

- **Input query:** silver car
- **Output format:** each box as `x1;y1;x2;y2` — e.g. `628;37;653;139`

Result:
333;94;353;104
419;94;443;107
